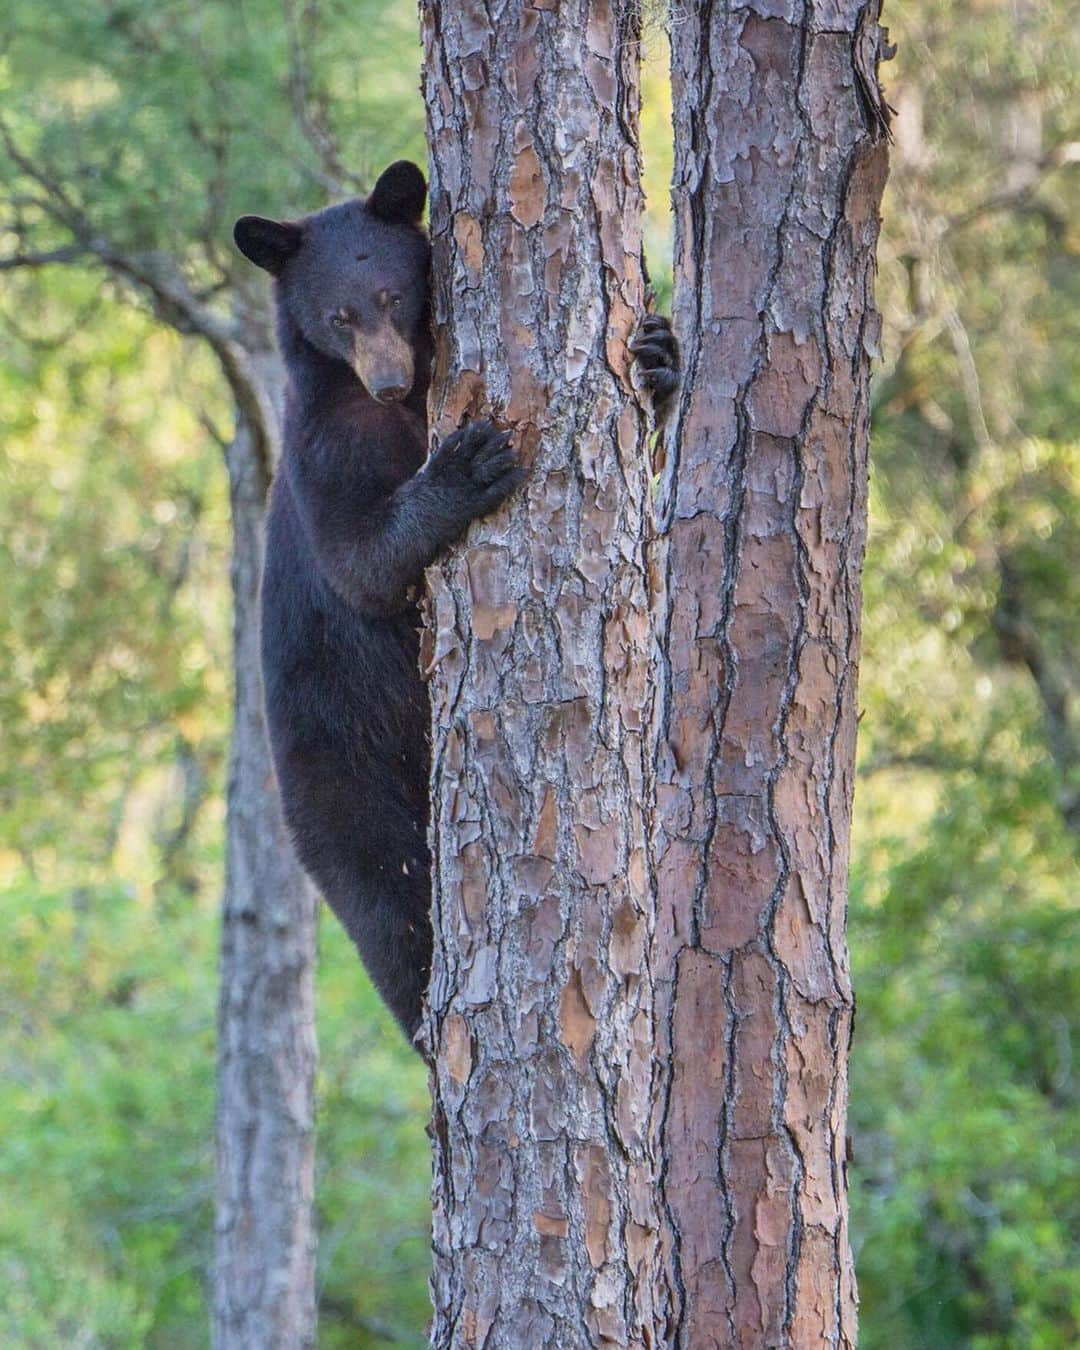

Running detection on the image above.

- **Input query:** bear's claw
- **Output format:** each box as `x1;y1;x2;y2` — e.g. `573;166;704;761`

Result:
430;418;525;516
630;314;680;413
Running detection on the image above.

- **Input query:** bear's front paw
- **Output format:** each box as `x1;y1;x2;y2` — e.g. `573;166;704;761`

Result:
431;418;527;518
630;314;680;415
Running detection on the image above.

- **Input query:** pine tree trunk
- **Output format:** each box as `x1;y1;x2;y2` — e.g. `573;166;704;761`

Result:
420;2;662;1344
213;341;318;1349
421;1;889;1342
648;4;891;1344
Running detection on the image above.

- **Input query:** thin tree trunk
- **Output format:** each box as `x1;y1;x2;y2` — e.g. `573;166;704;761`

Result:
213;340;318;1350
420;2;661;1344
0;176;320;1339
648;5;891;1345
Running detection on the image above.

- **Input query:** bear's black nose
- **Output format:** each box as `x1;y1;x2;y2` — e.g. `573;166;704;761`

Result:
372;383;409;404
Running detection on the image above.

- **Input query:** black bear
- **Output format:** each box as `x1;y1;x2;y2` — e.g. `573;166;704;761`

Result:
234;161;678;1047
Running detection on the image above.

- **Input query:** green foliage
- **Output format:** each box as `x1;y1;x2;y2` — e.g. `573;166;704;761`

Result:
1;0;425;264
0;291;229;887
850;760;1079;1348
1;3;434;1343
0;879;215;1346
0;878;429;1347
847;1;1080;1344
0;0;1076;1347
315;926;430;1349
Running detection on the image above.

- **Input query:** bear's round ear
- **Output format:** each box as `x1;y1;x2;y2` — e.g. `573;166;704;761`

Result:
233;216;303;275
367;161;427;226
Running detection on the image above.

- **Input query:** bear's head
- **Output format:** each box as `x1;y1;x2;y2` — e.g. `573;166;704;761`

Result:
234;161;429;405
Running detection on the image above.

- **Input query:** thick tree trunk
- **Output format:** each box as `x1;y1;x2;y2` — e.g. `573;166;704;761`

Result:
649;4;890;1345
420;2;661;1344
212;340;318;1350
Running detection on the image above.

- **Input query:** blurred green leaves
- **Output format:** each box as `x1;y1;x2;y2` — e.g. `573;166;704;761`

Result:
0;3;432;1344
849;0;1080;1342
0;880;430;1347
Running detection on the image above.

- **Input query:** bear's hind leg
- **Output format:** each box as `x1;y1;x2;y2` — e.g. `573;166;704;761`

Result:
343;882;432;1047
276;753;433;1048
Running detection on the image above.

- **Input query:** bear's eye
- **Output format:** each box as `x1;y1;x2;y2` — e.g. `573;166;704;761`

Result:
330;311;351;328
391;296;402;308
355;253;369;263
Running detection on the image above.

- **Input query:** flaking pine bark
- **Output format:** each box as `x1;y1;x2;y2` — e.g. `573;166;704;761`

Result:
420;0;890;1346
649;2;891;1346
420;1;662;1344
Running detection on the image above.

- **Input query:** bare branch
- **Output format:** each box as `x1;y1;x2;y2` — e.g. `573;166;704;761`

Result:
859;749;975;778
993;552;1080;832
943;139;1079;238
282;0;365;196
942;303;994;454
0;114;279;479
0;243;86;270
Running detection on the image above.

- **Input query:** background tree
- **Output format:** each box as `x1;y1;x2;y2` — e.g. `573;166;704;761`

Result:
0;93;317;1350
420;0;663;1342
0;30;327;1339
0;2;430;1343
